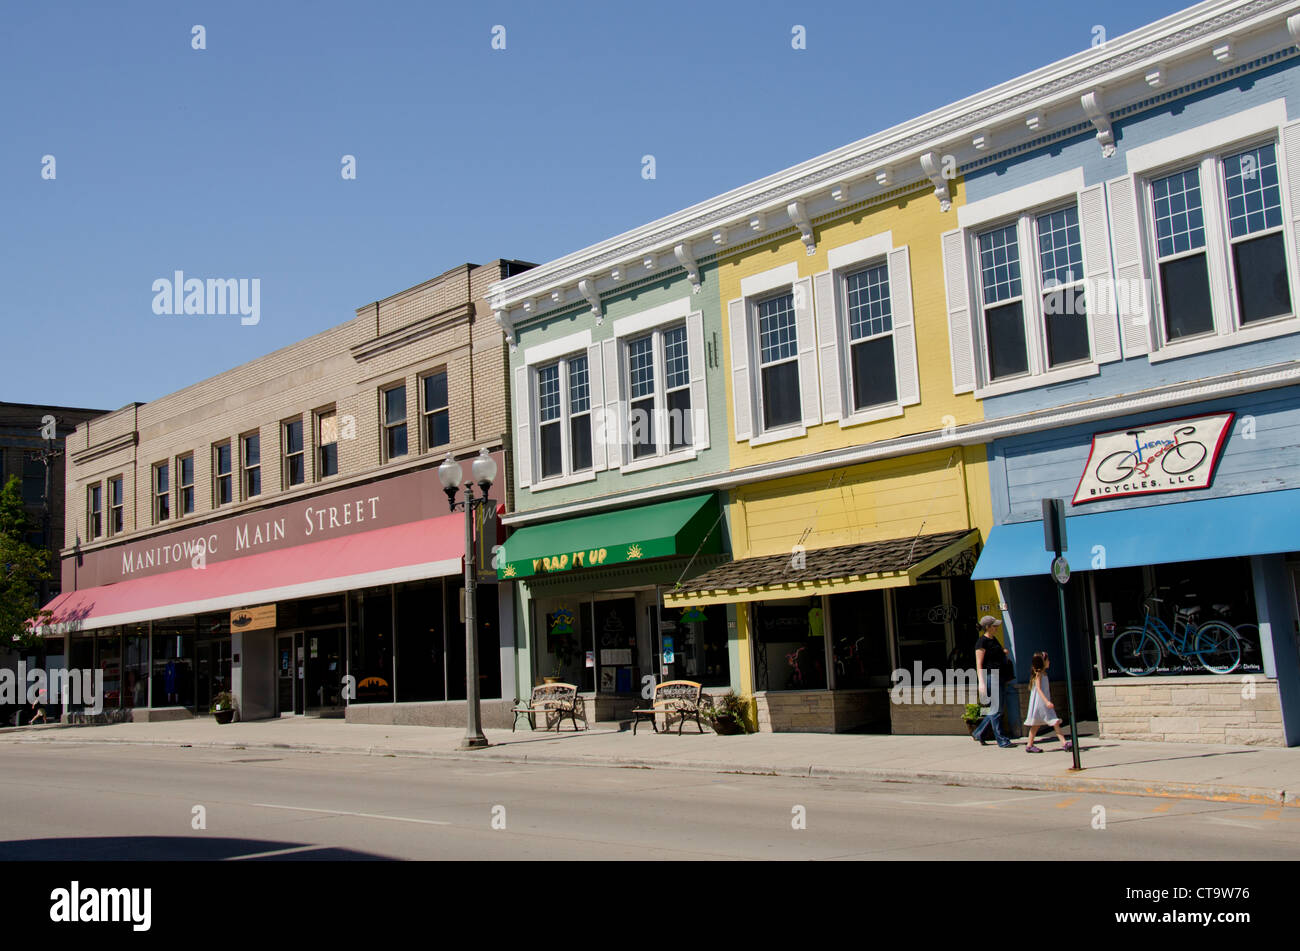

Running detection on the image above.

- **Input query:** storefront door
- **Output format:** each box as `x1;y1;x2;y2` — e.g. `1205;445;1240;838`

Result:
196;637;232;714
276;633;298;716
304;627;345;714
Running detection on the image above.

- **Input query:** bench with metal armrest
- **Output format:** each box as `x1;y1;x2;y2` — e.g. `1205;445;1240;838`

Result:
632;680;705;735
511;683;587;733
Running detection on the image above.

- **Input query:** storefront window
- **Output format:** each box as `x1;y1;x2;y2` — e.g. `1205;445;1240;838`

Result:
828;590;891;688
1100;558;1263;676
754;598;828;691
591;597;638;694
152;618;195;708
350;587;393;703
395;580;445;702
893;582;953;674
444;578;501;701
278;595;344;629
123;626;149;708
97;630;122;709
659;603;730;687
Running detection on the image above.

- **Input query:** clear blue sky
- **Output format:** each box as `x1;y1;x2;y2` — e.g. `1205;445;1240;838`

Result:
1;0;1187;411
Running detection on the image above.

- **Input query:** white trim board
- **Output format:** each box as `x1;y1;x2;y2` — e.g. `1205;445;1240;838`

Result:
611;296;694;338
740;262;799;298
957;168;1086;229
524;328;592;366
1125;98;1288;174
827;231;894;271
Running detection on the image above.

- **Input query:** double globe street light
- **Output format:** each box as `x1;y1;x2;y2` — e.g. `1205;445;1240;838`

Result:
438;447;498;750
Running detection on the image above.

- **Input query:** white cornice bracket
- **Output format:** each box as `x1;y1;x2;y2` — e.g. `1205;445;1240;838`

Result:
918;152;952;212
674;243;702;294
494;308;515;346
787;200;815;254
1080;90;1116;158
1290;13;1300;48
577;278;603;323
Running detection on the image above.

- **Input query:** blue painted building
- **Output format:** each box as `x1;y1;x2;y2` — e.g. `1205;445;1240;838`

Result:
950;4;1300;745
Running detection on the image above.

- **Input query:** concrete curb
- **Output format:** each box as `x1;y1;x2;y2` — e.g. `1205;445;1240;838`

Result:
9;731;1294;807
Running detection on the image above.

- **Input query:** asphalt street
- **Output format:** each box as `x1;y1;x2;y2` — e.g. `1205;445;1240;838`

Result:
1;743;1297;860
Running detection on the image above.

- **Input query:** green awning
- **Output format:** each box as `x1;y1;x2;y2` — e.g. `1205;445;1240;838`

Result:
498;494;721;580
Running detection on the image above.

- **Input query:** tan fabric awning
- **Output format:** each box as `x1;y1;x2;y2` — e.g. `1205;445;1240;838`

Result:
663;529;980;606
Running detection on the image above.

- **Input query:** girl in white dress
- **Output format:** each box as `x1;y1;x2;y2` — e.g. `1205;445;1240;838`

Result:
1025;651;1073;753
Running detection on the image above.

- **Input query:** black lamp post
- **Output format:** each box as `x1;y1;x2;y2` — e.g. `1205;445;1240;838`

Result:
438;448;497;750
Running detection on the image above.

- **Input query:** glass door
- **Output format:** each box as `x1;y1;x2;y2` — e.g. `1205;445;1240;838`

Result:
304;627;345;714
276;634;296;716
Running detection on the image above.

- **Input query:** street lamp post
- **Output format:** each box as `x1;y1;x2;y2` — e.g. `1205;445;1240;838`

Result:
438;448;498;751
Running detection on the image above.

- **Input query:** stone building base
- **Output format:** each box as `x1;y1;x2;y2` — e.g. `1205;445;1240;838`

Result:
754;689;890;733
889;681;1074;736
1094;676;1285;746
345;699;516;730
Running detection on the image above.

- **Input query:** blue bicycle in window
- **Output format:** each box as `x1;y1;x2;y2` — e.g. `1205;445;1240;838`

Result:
1111;591;1243;675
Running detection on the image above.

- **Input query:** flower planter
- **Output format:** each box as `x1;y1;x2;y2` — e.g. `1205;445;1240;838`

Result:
709;716;745;735
213;709;234;725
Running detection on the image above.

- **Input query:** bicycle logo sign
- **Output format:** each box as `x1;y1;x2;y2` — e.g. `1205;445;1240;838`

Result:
1072;412;1234;505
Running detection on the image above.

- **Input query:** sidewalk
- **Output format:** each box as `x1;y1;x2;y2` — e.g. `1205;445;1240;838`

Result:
4;717;1299;806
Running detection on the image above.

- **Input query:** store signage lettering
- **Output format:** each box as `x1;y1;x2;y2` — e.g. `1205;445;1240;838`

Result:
533;547;609;573
1072;412;1234;505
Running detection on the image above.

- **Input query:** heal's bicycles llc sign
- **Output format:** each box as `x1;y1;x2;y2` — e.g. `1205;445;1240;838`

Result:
1072;412;1234;505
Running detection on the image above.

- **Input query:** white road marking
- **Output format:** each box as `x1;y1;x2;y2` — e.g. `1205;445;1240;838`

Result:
894;793;1065;808
250;803;451;825
225;844;333;860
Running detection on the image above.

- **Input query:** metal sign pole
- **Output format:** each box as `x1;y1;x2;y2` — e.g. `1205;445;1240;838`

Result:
1043;498;1083;771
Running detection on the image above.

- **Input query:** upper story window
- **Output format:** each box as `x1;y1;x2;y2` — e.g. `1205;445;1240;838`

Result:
1147;143;1292;347
153;462;169;523
382;385;408;461
422;371;449;449
241;432;261;499
843;262;897;411
283;418;305;488
87;484;102;539
214;441;233;506
178;454;194;515
755;293;801;431
317;409;339;479
536;354;592;481
21;457;44;505
625;323;692;459
108;475;124;535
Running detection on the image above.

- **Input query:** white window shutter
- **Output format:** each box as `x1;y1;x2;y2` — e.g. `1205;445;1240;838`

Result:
887;246;921;407
728;297;752;441
1106;174;1152;357
513;365;532;489
1078;183;1121;364
602;337;622;469
793;276;821;427
812;270;842;422
941;228;977;394
587;342;606;472
1281;119;1300;294
686;311;709;450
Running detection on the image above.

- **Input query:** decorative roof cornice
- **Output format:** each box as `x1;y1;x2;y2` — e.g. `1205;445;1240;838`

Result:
490;0;1300;333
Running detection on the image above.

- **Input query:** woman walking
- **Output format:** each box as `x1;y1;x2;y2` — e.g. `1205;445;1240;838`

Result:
1024;651;1072;753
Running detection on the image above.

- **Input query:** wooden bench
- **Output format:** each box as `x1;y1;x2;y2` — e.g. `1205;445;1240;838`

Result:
632;680;705;735
512;683;587;733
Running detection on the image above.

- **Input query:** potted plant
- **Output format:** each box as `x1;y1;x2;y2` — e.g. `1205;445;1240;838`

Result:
211;691;237;725
701;691;751;735
962;702;983;735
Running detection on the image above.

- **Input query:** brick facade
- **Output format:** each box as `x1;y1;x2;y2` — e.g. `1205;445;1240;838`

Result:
1095;677;1286;747
62;260;531;586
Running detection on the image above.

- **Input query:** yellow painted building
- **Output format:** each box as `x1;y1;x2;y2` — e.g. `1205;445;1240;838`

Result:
666;178;1005;733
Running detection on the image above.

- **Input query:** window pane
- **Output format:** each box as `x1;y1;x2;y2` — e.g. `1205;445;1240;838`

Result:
246;467;261;498
320;442;338;477
1223;144;1283;239
156;464;168;493
570;416;592;471
384;386;406;425
158;493;169;521
850;336;898;410
319;412;338;445
1233;232;1291;324
567;355;589;413
667;388;691;450
427;409;449;448
180;456;194;486
540;422;562;478
537;364;561;423
845;263;892;340
630;397;656;458
288;455;305;486
110;479;123;506
758;293;798;364
243;435;260;467
1159;254;1215;340
978;224;1021;304
285;419;303;455
218;475;232;505
1151;168;1206;257
182;486;194;514
423;372;448;412
216;444;231;475
984;301;1029;380
663;326;690;389
1036;206;1083;288
627;336;655;398
386;423;407;459
761;362;801;429
1044;287;1091;366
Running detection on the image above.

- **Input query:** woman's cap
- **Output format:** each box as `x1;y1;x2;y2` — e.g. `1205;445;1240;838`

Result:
979;615;1002;628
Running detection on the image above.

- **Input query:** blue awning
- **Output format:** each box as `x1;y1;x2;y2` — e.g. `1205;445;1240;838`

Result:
973;489;1300;580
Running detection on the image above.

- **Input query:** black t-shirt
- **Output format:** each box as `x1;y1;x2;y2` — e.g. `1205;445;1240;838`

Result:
975;634;1015;682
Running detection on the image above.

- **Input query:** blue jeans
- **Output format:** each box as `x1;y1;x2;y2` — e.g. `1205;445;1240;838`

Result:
973;675;1018;746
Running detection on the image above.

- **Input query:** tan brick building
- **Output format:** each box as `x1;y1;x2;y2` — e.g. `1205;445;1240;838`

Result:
44;260;532;725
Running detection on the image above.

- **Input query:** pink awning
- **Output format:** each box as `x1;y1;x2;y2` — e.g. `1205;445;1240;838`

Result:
39;512;472;634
